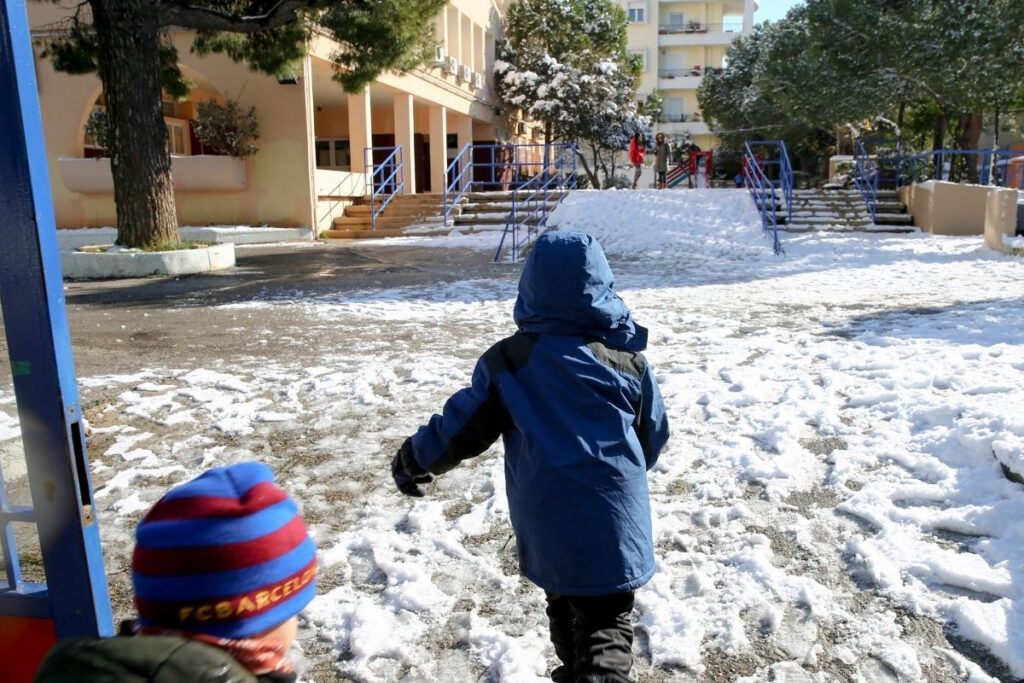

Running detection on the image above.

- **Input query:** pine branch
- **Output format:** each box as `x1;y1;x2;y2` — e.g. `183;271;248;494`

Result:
157;0;319;32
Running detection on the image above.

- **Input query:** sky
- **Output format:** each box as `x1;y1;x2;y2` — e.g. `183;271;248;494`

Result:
755;0;804;24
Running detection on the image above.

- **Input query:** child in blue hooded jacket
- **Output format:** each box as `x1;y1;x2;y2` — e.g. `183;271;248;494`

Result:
391;231;670;682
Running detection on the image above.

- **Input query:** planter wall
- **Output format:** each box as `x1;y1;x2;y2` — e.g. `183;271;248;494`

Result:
58;155;247;194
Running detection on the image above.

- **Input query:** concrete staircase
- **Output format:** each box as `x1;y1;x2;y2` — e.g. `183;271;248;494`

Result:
453;190;567;232
322;193;451;239
778;189;915;232
321;189;571;239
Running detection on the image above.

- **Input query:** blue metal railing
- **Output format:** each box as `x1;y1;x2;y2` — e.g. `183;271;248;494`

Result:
852;139;879;222
364;146;404;231
494;144;578;262
899;148;1024;189
443;143;577;227
743;140;791;255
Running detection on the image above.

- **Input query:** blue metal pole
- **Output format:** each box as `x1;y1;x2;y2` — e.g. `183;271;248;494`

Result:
0;0;114;637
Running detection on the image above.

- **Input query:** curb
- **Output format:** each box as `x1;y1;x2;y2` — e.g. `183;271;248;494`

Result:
60;244;236;279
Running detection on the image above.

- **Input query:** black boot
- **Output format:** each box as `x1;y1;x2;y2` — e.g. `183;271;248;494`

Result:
545;592;577;682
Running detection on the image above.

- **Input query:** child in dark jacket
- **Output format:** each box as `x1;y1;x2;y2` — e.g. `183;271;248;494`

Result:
33;462;317;683
391;231;670;682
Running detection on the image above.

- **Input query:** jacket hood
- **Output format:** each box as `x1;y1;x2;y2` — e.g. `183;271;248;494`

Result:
513;231;647;351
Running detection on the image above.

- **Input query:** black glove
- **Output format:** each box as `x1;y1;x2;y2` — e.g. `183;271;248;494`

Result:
392;438;433;497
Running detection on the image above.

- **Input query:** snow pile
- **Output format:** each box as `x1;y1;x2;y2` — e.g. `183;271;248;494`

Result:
4;189;1024;680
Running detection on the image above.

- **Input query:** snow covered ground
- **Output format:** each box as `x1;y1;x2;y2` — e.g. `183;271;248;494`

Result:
4;188;1024;681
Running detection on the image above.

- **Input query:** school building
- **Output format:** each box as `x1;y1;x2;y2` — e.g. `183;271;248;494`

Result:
618;0;757;150
27;1;532;234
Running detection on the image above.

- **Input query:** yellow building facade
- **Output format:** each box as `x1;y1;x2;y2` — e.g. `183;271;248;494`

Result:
618;0;756;150
28;1;523;232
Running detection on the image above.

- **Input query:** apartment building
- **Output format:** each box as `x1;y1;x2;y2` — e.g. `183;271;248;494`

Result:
620;0;757;150
27;1;522;232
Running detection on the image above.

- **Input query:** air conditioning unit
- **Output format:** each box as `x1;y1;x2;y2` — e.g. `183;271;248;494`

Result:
433;45;446;64
516;121;527;135
472;72;483;89
444;56;458;75
460;64;472;82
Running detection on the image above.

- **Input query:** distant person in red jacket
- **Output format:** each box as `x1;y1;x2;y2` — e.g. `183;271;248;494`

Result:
628;132;646;189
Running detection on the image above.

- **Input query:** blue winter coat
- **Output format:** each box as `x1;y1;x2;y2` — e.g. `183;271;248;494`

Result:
409;231;670;595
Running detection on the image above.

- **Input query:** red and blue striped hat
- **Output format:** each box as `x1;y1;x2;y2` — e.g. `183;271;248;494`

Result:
132;462;317;639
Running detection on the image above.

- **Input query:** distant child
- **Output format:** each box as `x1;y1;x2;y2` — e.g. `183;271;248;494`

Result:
628;132;646;189
34;462;317;683
653;132;671;189
391;231;670;682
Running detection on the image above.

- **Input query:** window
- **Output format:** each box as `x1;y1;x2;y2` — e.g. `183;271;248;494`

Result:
627;2;646;23
627;49;647;72
166;120;187;155
667;12;685;29
314;139;351;170
663;97;685;123
162;100;178;118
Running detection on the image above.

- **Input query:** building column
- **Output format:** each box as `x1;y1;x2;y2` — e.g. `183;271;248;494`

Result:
301;54;317;230
743;0;755;32
453;114;474;191
429;105;448;194
393;91;416;194
347;87;373;195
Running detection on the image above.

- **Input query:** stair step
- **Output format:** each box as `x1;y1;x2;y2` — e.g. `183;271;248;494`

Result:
322;228;409;239
873;213;914;224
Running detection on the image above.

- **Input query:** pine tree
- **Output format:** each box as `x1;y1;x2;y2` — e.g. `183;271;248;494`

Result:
36;0;445;249
494;0;644;188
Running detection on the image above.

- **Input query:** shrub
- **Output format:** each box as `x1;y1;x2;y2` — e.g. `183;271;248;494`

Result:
193;98;260;158
84;108;109;152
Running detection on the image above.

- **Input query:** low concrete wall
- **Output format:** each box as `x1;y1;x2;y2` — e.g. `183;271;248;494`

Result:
899;181;991;235
57;226;313;250
984;188;1019;251
61;243;235;279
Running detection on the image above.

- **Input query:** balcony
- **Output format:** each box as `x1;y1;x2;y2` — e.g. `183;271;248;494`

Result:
658;22;744;46
657;66;724;91
659;115;711;137
58;155;248;194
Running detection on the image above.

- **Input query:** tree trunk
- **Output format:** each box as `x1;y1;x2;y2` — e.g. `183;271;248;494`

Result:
957;112;983;184
89;0;179;248
932;114;947;153
574;146;600;189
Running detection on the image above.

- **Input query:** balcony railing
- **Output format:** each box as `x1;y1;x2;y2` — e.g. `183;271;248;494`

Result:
658;22;744;34
658;67;723;79
660;113;700;123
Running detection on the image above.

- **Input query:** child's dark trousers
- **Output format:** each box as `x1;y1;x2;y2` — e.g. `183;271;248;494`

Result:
544;590;635;682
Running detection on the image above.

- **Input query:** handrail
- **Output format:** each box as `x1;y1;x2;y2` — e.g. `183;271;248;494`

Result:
364;146;404;231
852;139;879;223
443;143;475;226
494;144;578;262
743;140;786;255
444;142;577;226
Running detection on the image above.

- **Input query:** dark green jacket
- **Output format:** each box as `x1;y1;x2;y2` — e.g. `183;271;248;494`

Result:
32;635;281;683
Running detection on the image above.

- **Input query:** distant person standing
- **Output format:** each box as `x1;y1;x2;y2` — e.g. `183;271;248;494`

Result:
499;141;515;191
686;142;702;188
628;132;646;189
653;133;670;189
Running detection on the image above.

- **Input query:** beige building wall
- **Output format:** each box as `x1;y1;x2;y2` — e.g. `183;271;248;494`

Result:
29;1;516;231
622;0;757;150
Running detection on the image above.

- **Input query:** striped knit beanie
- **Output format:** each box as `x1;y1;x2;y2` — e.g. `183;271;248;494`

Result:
132;462;317;639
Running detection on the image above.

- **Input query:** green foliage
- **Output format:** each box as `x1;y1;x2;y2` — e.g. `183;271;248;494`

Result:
37;1;446;93
193;99;260;158
84;108;109;151
319;0;447;92
699;0;1024;160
